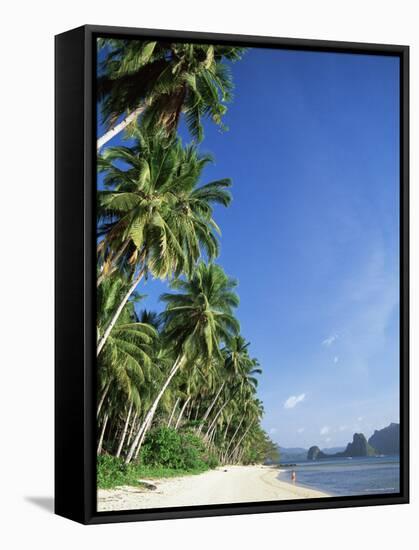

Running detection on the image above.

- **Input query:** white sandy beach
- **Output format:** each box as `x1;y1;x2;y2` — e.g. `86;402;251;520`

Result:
97;465;330;511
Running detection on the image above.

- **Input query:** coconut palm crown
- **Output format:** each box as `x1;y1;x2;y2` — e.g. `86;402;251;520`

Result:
97;39;246;143
97;275;158;411
159;262;240;362
97;127;232;282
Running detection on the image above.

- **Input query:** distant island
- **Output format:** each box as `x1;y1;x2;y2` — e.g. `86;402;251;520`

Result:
306;423;399;460
279;445;345;462
308;433;375;460
368;422;400;455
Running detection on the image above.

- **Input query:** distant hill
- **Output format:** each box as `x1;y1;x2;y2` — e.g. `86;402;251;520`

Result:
368;423;400;455
322;446;345;454
343;433;376;457
281;443;360;462
285;423;400;462
307;446;328;460
279;447;307;462
308;433;375;460
279;447;307;454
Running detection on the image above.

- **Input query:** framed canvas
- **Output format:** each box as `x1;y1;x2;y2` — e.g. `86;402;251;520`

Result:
55;25;409;524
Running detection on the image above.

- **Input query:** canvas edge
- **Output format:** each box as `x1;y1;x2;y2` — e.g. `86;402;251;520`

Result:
55;25;88;524
54;24;409;525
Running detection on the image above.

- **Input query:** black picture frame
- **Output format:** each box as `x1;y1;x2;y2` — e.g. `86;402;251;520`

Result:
55;24;409;525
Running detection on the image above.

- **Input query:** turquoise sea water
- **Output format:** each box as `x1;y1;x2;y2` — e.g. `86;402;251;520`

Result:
278;456;400;497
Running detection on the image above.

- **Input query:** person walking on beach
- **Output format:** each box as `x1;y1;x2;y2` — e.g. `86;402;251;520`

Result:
291;470;296;483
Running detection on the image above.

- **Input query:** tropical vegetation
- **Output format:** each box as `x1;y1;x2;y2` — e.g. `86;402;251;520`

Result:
96;38;279;489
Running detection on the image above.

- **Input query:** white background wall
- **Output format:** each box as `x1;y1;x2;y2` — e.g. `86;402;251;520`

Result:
1;1;416;547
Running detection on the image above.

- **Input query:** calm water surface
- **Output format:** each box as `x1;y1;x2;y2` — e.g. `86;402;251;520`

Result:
278;456;400;496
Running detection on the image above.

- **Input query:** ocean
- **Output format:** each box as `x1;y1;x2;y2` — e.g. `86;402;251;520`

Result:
278;456;400;497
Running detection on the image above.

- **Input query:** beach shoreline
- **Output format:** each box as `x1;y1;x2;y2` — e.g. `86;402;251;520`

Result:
97;464;330;512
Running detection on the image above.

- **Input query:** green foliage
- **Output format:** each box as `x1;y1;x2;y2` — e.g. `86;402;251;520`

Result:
95;39;274;485
239;430;280;465
160;262;240;362
97;274;158;408
140;427;210;470
178;431;207;470
97;128;232;282
204;452;220;469
264;439;281;463
98;40;246;141
97;454;134;489
97;454;209;489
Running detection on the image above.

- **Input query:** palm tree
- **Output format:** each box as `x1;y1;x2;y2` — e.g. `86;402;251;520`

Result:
96;275;158;421
224;336;262;395
124;262;240;463
197;365;227;433
115;400;133;457
97;40;245;148
202;337;261;438
96;128;231;356
94;40;275;471
228;399;264;463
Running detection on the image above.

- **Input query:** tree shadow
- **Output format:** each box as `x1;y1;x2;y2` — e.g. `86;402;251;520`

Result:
25;496;54;513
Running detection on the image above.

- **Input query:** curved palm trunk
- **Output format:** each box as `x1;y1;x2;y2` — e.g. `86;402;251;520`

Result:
228;421;254;463
97;268;145;357
174;397;191;430
167;397;180;427
97;106;145;150
186;401;193;420
97;380;111;417
222;415;232;443
223;417;243;463
198;382;225;434
134;412;153;460
116;401;133;458
97;412;109;455
209;426;218;446
204;399;230;439
125;355;186;464
127;412;138;445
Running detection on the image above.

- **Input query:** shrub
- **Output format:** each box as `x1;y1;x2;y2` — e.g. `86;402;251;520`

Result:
141;426;185;469
97;454;133;489
97;427;220;489
180;431;207;470
141;426;213;471
205;452;220;469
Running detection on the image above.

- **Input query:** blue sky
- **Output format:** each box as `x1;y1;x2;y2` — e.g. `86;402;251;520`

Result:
98;45;400;449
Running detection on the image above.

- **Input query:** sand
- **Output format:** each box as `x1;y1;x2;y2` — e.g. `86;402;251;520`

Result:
97;465;330;511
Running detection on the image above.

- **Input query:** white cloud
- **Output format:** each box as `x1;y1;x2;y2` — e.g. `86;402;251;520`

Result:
297;427;305;434
320;425;330;435
284;393;306;409
333;356;339;364
357;416;363;422
322;334;338;347
325;437;332;443
269;428;277;435
339;425;347;432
